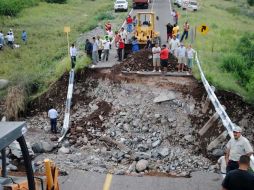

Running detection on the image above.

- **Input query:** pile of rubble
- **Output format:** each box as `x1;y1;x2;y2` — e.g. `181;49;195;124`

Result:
121;49;179;72
24;78;214;176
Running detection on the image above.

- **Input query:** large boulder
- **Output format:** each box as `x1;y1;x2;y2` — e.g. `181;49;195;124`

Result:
136;159;148;172
32;142;54;153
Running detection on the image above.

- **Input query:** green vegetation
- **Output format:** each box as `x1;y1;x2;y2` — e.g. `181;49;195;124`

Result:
174;0;254;102
0;0;128;102
0;0;39;16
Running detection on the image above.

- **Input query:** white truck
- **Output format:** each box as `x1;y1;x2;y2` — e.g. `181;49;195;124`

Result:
182;0;199;11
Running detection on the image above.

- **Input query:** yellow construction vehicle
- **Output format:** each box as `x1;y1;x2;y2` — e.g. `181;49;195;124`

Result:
0;122;59;190
135;12;160;45
124;12;160;56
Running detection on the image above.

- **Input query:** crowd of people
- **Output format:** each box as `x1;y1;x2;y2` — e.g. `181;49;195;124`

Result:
0;29;27;50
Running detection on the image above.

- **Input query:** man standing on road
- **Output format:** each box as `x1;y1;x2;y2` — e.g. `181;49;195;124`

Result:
48;106;58;134
102;36;110;62
180;21;190;42
152;43;161;72
169;35;180;57
70;43;77;68
177;43;187;72
96;36;103;61
186;44;196;74
85;39;93;59
222;155;254;190
166;22;173;42
119;27;127;43
117;36;125;61
92;37;99;64
160;44;169;75
225;125;253;173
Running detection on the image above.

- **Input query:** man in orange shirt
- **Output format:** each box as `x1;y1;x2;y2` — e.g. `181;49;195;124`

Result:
160;44;169;75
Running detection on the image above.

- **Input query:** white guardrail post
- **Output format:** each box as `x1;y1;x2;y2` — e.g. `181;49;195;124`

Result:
58;69;75;142
195;53;254;170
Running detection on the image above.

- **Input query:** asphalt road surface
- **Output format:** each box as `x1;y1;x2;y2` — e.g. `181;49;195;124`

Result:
60;170;221;190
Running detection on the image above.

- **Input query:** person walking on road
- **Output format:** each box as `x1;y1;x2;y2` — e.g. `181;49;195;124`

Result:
222;155;254;190
152;43;161;72
105;21;112;32
225;125;253;173
173;24;180;40
186;44;196;74
92;37;99;64
160;44;169;75
177;43;187;72
85;39;93;59
48;106;58;134
169;35;180;57
166;22;173;42
180;21;190;42
126;15;133;33
70;43;77;68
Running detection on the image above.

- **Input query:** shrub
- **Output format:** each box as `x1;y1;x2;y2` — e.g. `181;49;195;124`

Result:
0;0;39;16
45;0;67;4
247;0;254;6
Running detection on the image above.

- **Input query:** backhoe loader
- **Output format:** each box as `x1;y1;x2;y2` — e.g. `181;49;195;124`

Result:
0;122;59;190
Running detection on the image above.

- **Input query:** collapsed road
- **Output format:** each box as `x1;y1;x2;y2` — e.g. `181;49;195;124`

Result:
1;0;254;190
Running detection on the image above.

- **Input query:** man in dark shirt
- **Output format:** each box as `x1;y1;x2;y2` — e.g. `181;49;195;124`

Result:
166;22;173;43
85;39;93;59
222;155;254;190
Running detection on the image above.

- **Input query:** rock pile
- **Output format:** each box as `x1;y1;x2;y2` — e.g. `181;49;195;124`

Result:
26;78;213;176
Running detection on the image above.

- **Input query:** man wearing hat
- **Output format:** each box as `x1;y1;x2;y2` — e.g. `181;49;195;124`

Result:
225;124;253;173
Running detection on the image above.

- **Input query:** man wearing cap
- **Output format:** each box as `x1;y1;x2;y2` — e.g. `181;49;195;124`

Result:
225;125;253;173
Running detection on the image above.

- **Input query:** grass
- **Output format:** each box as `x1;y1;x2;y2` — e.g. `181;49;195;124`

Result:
173;0;254;102
0;0;130;100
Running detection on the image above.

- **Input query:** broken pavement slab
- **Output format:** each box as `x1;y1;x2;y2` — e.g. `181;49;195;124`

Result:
153;92;176;103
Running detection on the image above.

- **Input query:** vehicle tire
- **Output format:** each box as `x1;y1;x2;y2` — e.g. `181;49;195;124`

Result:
125;9;128;12
182;8;186;10
115;9;117;12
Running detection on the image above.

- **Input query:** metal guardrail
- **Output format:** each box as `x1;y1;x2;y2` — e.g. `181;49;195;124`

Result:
195;53;254;170
58;69;75;142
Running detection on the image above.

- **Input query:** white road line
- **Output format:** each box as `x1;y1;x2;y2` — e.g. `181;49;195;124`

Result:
168;0;172;13
151;0;155;12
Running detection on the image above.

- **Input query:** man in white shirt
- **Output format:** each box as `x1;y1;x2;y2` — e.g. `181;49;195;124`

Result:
152;43;161;72
186;44;196;74
70;43;77;68
169;35;180;57
92;37;99;64
102;36;110;62
48;106;58;134
119;27;127;42
225;125;253;173
177;43;187;72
